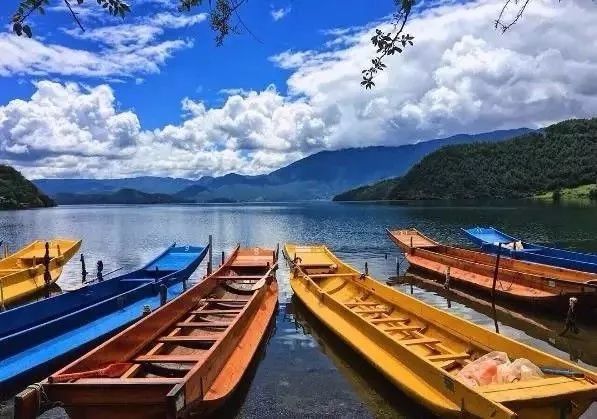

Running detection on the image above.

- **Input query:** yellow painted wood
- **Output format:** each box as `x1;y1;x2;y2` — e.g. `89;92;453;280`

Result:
284;243;597;419
0;239;81;305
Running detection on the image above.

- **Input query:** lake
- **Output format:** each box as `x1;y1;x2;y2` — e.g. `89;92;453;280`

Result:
1;201;596;418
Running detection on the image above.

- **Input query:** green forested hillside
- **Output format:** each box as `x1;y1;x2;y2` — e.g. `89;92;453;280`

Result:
0;165;55;209
334;118;597;201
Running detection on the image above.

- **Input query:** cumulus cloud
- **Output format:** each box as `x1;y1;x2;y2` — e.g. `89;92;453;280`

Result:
3;0;597;179
271;6;292;21
0;82;338;178
272;0;597;146
0;12;206;79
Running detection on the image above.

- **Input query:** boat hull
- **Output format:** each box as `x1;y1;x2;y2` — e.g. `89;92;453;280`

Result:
15;247;279;419
284;244;597;419
463;227;597;274
0;239;81;306
0;244;208;395
388;229;597;312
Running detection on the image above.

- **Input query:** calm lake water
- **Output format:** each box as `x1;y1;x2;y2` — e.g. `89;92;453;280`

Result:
1;201;596;418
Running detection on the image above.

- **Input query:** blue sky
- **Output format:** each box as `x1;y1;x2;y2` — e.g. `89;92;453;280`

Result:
1;0;596;179
0;1;393;129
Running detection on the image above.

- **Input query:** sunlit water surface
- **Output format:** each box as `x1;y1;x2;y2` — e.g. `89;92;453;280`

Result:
1;201;596;418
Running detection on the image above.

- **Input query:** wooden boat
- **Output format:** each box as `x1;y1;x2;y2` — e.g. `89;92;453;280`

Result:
283;244;597;418
0;239;81;306
0;243;208;393
15;246;278;419
388;229;597;311
463;227;597;274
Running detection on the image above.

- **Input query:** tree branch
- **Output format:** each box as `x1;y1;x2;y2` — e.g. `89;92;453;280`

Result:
63;0;85;32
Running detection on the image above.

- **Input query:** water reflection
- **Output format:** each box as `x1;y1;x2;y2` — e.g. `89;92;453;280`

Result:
1;201;596;417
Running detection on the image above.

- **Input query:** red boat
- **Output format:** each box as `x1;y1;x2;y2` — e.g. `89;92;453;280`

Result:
388;229;597;311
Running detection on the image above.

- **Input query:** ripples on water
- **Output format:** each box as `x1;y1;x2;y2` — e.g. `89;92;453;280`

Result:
1;201;596;418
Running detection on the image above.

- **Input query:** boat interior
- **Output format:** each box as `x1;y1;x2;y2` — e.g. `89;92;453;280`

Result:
287;245;595;416
49;248;276;387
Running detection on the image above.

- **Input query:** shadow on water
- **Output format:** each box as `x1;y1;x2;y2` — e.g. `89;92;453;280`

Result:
288;296;436;419
204;305;279;419
391;272;597;370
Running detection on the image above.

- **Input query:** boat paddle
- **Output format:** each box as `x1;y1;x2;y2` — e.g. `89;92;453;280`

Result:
540;367;585;378
49;363;133;383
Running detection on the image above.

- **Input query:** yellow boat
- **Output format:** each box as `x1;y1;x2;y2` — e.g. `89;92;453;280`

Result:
284;244;597;419
0;239;81;306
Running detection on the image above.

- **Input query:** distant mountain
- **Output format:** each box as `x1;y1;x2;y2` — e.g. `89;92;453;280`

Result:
0;165;55;210
54;188;189;205
334;118;596;201
34;176;195;196
35;127;532;203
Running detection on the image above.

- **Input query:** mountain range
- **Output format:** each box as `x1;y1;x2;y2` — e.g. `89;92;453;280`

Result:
34;128;532;203
334;118;596;201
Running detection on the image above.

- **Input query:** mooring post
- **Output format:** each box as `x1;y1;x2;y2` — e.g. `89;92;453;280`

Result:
396;256;399;276
444;266;451;290
410;236;414;255
0;281;5;312
97;260;104;282
43;242;51;298
491;243;502;305
207;235;213;275
364;262;368;276
160;284;167;306
80;254;87;283
560;297;579;336
221;251;225;265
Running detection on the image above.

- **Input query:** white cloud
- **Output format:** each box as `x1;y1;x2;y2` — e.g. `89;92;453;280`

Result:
0;82;338;178
0;12;206;79
270;0;597;146
271;6;291;21
3;0;597;179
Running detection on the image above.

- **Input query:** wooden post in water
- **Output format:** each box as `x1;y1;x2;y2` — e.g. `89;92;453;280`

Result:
207;235;213;275
491;243;502;305
80;254;87;283
221;251;225;266
43;242;51;298
0;280;5;312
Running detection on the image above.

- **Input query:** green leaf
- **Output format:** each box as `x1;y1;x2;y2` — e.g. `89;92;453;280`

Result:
22;24;32;38
13;22;23;36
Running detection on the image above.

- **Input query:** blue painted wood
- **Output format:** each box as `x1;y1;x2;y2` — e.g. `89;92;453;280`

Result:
463;227;597;273
0;243;208;393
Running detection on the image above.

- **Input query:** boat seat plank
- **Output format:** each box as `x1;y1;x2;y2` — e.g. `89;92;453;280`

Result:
383;325;422;332
201;298;249;304
190;309;241;315
215;276;264;280
345;302;382;307
427;353;470;361
73;378;183;385
401;337;441;345
134;354;204;363
369;317;409;324
157;336;218;343
176;321;231;328
353;308;390;314
310;273;357;278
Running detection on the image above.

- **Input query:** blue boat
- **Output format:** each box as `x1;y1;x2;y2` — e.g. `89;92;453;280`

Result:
0;243;208;394
463;227;597;273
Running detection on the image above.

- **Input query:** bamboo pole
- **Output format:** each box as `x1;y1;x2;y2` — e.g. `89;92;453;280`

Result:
491;243;502;304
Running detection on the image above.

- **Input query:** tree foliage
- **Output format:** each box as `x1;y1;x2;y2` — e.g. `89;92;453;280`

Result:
334;118;597;201
0;165;56;209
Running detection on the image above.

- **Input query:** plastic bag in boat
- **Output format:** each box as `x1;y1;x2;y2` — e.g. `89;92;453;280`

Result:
455;351;543;387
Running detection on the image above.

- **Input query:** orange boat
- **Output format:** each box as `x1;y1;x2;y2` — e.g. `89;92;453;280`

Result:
388;229;597;311
15;246;278;419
